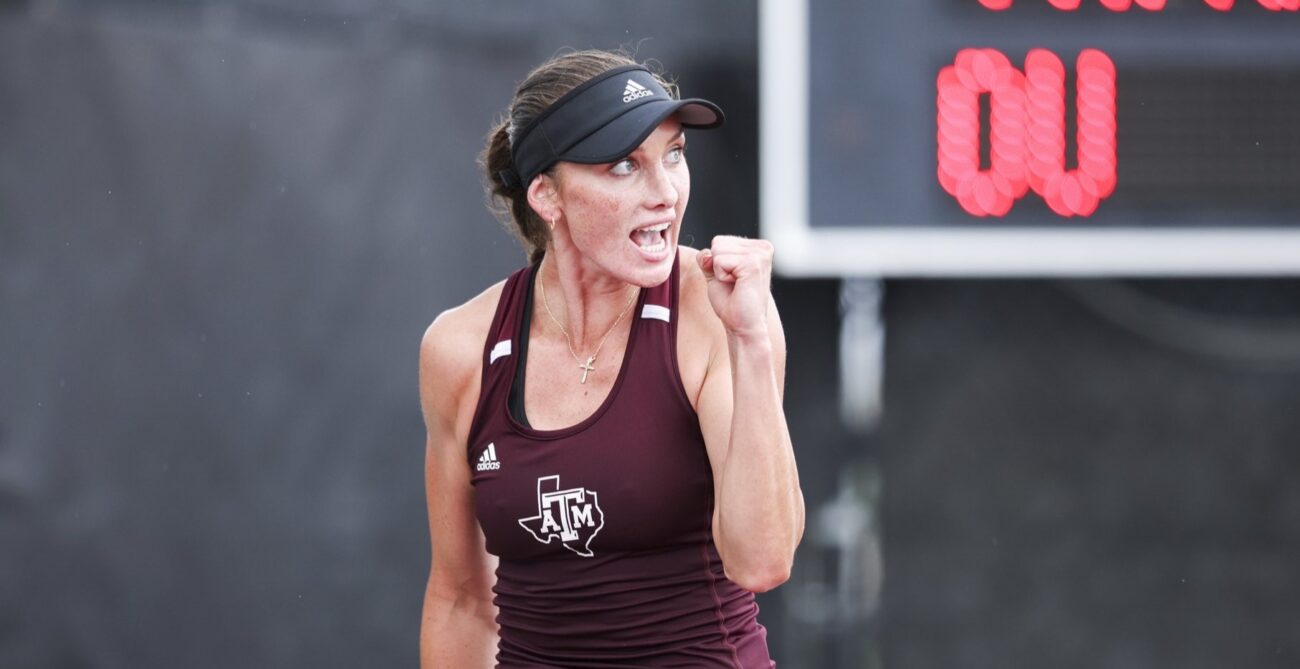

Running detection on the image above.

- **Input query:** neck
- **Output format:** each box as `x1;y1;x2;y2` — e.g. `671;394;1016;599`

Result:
538;244;637;350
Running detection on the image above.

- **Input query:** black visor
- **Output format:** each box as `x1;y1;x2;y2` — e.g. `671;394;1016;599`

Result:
500;64;725;189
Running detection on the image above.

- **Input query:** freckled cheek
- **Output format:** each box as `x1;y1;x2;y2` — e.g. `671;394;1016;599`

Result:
572;189;623;216
569;191;616;222
595;196;632;244
570;192;634;247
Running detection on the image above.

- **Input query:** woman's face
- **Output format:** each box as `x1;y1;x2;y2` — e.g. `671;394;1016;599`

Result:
551;116;691;288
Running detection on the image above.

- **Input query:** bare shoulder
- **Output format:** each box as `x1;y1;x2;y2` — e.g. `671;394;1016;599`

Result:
673;247;726;407
675;246;726;335
418;279;507;433
676;246;706;293
421;279;505;375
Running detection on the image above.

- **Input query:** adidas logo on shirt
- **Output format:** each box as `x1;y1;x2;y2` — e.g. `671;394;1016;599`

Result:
476;443;501;472
623;79;652;103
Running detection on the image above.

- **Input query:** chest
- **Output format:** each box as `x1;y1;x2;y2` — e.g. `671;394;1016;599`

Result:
469;391;715;560
521;319;712;433
521;323;632;431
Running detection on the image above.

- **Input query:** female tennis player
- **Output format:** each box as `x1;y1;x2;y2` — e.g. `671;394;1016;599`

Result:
418;49;803;668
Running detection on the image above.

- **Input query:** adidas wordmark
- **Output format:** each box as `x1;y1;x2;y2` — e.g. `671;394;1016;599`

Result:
476;443;501;472
623;79;652;103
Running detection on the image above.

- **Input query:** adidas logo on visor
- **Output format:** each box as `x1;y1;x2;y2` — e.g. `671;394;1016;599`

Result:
622;79;653;103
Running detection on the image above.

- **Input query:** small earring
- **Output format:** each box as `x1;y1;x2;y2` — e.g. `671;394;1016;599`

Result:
550;217;557;233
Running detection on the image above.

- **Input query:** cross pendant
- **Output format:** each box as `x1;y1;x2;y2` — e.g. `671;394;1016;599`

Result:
578;355;596;384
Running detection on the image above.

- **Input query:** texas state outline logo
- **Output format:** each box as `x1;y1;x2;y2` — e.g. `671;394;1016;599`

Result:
517;475;605;557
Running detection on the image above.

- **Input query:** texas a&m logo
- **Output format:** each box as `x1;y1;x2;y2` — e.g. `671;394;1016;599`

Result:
517;475;605;557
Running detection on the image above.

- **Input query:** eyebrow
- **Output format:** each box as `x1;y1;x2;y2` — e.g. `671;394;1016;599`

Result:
633;128;686;155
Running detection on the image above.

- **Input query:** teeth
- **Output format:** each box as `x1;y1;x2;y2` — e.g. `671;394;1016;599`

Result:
632;222;670;254
633;227;667;253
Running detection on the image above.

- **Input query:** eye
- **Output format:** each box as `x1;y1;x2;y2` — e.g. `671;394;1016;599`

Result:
666;145;686;164
610;158;636;177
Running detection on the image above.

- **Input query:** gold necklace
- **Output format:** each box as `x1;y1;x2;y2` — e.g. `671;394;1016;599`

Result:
537;267;637;384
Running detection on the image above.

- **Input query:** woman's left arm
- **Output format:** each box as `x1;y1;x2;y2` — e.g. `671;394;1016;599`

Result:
696;236;805;593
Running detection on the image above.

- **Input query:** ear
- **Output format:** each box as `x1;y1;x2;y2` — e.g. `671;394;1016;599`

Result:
526;171;562;223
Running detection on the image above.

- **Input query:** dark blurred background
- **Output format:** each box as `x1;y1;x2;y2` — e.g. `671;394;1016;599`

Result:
3;1;1300;668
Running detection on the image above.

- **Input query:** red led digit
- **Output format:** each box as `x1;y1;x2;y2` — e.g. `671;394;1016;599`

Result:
937;49;1028;217
1024;49;1117;217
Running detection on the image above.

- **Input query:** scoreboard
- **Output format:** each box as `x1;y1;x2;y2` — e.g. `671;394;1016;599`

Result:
758;0;1300;276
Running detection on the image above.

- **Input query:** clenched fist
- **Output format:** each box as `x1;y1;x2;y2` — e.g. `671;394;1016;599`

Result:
697;236;774;340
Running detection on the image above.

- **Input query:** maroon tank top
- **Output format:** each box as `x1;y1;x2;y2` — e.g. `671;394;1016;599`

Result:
466;251;775;668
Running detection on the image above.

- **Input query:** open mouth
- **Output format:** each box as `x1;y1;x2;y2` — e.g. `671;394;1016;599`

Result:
630;222;670;254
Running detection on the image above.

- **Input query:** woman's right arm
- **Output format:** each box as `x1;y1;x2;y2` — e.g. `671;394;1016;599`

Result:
418;307;499;668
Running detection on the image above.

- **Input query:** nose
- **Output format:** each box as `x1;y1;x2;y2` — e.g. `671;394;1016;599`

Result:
643;162;679;210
